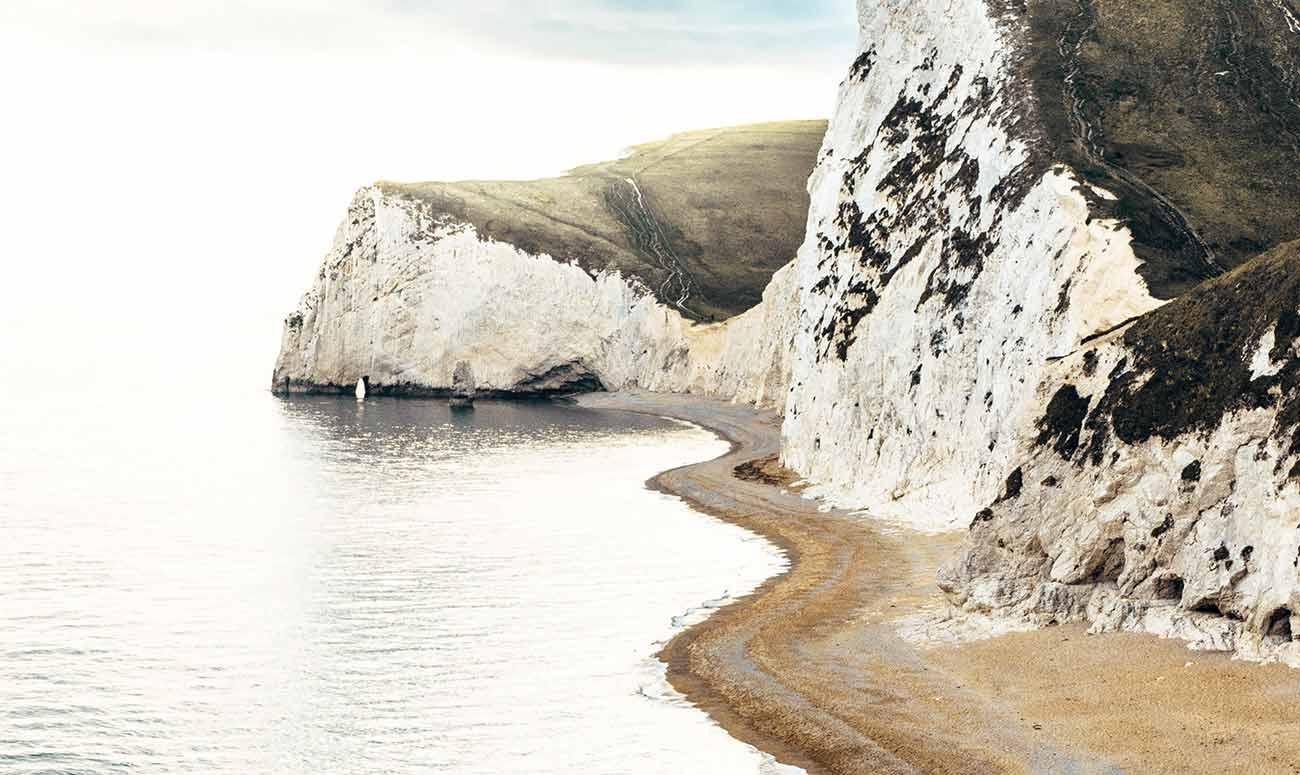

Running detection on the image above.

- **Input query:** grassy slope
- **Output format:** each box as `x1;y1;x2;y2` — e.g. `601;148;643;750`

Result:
379;120;826;321
1019;0;1300;298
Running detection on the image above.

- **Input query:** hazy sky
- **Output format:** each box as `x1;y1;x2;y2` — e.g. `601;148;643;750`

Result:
1;1;856;393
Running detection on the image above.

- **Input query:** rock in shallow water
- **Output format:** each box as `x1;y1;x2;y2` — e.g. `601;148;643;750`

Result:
449;361;475;409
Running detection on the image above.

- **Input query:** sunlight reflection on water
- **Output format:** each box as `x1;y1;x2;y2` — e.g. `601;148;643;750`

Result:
0;393;799;774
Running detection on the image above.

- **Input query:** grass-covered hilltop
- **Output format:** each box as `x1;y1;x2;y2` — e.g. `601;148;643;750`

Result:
379;120;826;322
1016;0;1300;298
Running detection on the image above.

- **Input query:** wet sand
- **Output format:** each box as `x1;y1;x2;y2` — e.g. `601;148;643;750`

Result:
579;391;1300;775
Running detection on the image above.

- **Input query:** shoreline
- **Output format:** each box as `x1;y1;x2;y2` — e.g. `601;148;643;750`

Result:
578;392;1063;774
580;391;1300;775
590;394;831;775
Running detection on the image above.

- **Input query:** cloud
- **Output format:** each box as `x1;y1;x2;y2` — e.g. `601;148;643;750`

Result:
4;0;857;67
401;0;856;66
3;1;410;53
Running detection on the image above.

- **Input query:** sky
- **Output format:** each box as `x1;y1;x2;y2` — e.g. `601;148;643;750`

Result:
0;1;857;394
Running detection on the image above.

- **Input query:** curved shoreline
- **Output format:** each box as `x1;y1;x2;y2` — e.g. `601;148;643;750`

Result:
579;391;1300;775
578;392;1070;774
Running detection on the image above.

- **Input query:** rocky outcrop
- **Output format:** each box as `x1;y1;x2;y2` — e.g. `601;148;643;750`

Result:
273;122;819;404
941;240;1300;662
449;361;476;408
272;185;799;408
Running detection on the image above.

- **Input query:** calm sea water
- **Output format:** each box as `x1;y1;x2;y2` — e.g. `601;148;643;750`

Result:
0;390;796;774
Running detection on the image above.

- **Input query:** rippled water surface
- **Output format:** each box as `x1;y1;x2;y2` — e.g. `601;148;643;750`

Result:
0;391;793;774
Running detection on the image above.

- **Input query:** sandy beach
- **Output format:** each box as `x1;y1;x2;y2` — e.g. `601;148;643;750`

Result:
579;391;1300;775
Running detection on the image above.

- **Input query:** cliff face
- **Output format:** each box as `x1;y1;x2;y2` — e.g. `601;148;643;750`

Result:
273;122;819;403
889;0;1300;654
941;241;1300;662
272;184;798;407
780;0;1161;530
780;0;1300;534
778;0;1300;655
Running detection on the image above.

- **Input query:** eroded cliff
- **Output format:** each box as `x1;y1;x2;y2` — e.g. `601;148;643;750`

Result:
887;0;1300;653
782;0;1156;530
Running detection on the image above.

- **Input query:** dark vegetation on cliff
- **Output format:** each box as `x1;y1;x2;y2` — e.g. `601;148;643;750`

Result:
378;121;825;321
1063;240;1300;473
955;242;1300;636
1022;238;1300;480
811;48;1027;364
1011;0;1300;299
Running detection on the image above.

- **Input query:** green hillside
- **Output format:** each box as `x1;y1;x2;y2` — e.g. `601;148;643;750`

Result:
379;120;827;321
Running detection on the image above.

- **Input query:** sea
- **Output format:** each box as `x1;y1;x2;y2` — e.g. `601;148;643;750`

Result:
0;388;799;774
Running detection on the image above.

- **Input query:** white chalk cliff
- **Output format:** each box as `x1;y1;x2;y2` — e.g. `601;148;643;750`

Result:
276;0;1300;658
940;240;1300;664
273;186;797;410
779;0;1162;531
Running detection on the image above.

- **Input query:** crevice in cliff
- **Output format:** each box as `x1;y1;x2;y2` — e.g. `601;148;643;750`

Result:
1153;575;1185;601
1266;607;1295;642
1087;537;1127;583
1035;384;1091;459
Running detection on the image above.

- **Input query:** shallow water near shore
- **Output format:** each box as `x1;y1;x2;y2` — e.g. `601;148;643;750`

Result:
0;391;797;774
